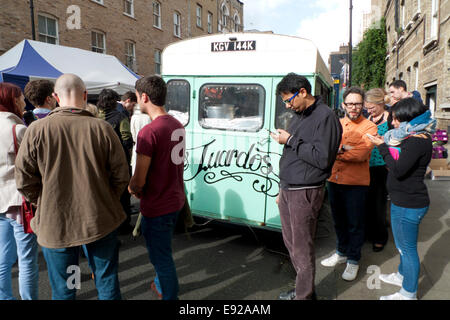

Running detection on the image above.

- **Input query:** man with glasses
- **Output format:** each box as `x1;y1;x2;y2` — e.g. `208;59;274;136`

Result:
270;73;342;300
321;87;377;282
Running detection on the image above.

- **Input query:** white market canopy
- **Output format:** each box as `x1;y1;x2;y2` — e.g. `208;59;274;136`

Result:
0;39;140;94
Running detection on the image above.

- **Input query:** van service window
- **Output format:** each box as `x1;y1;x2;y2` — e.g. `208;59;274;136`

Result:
166;80;190;126
199;84;265;132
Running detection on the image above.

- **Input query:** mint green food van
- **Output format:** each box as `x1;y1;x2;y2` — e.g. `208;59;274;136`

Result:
162;32;334;231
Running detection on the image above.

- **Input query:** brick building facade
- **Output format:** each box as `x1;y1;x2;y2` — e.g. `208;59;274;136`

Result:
0;0;244;77
382;0;449;130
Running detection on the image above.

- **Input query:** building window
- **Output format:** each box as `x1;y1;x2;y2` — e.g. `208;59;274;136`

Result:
173;12;181;37
38;15;58;44
196;5;202;28
233;14;240;32
425;85;437;117
414;62;419;91
207;12;213;33
125;41;136;71
430;0;439;39
153;1;161;28
124;0;134;17
154;49;161;74
91;31;106;53
220;4;229;31
401;1;405;29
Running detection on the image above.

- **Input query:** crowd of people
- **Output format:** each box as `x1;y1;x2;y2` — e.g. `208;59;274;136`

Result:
271;74;435;301
0;74;185;300
0;72;436;301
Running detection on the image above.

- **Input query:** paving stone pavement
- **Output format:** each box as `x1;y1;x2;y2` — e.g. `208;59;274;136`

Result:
10;179;450;301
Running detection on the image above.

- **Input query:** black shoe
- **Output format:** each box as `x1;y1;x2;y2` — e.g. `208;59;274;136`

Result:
279;289;296;300
373;244;385;252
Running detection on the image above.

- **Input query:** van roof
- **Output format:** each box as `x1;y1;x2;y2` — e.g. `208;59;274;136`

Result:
162;32;333;86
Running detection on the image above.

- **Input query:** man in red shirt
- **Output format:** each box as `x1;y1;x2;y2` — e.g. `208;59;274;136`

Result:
128;76;185;300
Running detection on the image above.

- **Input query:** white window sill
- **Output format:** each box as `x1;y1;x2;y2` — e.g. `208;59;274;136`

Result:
412;11;421;21
90;0;106;8
423;37;438;50
123;12;136;20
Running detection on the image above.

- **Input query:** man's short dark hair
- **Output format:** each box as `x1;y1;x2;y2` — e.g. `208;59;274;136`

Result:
24;79;54;107
343;86;365;102
276;73;312;96
389;80;407;91
135;76;166;106
121;91;137;102
97;89;120;111
391;97;428;123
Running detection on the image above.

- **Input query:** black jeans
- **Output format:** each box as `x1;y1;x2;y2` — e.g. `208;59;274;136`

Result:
327;182;368;263
365;166;388;245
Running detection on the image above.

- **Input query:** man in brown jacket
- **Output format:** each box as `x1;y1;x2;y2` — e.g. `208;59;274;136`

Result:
15;74;129;300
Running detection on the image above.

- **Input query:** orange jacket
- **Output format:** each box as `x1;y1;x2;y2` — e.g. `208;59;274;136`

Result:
328;116;377;186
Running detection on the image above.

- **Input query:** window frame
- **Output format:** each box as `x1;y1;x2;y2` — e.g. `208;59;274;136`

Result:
220;4;229;30
38;14;59;45
154;49;162;75
153;1;161;29
430;0;439;39
173;11;181;37
123;0;134;17
125;41;136;71
207;12;213;33
166;79;191;127
91;30;106;54
233;13;240;32
198;83;266;132
196;4;203;28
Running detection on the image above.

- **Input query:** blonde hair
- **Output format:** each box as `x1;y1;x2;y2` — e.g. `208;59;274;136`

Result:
365;88;390;105
86;103;98;117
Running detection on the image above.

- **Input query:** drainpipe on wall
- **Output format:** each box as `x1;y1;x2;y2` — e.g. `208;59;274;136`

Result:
348;0;353;87
187;0;191;38
30;0;36;40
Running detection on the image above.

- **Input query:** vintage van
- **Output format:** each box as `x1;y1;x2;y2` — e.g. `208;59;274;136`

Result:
162;32;334;231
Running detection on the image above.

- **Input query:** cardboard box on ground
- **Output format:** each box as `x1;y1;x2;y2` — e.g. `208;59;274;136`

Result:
429;159;450;180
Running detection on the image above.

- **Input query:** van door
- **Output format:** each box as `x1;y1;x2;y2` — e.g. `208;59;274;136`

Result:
165;77;194;204
185;77;275;228
263;77;292;229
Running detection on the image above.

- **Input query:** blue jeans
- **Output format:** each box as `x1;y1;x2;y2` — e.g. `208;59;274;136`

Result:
0;215;39;300
390;203;428;298
141;210;180;300
41;230;121;300
327;182;368;264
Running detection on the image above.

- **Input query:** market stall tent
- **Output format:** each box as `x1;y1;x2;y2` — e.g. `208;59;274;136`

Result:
0;39;140;95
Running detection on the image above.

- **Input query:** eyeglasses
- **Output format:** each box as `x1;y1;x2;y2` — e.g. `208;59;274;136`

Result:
283;91;299;105
343;102;364;108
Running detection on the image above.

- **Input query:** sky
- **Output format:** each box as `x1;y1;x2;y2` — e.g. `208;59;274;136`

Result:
242;0;374;62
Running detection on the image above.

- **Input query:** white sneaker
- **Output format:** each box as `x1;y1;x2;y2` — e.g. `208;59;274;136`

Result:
380;292;417;300
320;253;347;267
379;273;403;287
342;263;359;281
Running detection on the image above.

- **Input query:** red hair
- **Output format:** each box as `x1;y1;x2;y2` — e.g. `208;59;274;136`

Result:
0;82;23;118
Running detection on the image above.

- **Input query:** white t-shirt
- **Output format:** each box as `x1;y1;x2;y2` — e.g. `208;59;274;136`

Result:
130;107;151;174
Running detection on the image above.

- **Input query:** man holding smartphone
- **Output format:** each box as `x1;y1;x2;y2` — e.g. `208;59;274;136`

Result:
270;73;342;300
